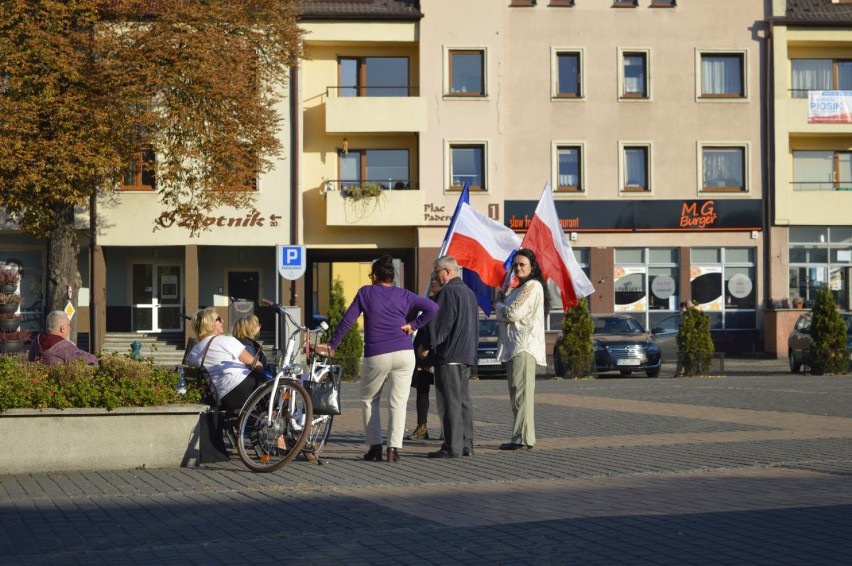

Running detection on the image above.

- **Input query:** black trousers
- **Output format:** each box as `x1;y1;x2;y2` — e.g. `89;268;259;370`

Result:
434;363;474;456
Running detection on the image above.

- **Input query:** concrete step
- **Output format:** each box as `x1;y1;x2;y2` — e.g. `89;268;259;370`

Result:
101;331;279;367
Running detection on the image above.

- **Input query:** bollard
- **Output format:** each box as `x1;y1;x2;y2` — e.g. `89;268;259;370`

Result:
130;341;142;360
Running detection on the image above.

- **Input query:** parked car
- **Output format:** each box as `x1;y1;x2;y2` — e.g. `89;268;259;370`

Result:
554;314;661;378
650;314;723;363
788;311;852;373
474;316;506;378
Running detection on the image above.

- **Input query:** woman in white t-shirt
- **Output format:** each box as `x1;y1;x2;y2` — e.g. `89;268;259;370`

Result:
187;307;265;410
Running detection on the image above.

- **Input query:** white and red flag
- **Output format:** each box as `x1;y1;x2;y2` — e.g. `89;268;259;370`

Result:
520;183;594;310
444;202;521;289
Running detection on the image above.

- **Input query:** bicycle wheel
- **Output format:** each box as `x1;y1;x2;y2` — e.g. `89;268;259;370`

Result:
304;370;336;457
236;379;312;473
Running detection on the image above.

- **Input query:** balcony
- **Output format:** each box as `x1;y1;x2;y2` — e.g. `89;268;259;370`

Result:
325;88;427;134
325;180;423;227
783;92;852;132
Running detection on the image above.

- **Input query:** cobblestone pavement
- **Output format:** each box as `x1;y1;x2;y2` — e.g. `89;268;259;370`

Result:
2;358;852;564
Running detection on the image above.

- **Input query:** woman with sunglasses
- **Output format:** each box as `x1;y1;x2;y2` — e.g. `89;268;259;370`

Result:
187;307;265;411
494;248;551;451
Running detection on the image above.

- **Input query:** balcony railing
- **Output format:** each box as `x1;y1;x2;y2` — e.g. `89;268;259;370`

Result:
326;86;420;98
325;179;420;192
792;182;852;191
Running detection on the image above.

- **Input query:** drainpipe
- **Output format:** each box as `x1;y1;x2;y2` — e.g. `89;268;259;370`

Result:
289;64;300;309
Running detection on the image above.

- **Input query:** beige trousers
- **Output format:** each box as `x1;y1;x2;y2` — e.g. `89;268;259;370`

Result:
360;349;416;449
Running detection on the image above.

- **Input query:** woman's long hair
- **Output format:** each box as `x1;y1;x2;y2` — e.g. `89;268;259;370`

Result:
515;248;552;315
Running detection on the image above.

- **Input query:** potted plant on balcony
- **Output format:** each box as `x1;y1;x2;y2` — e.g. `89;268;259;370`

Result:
0;292;22;315
0;269;20;294
341;182;384;202
0;330;31;354
0;313;22;332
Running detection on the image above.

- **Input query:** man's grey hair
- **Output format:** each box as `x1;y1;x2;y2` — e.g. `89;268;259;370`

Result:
433;256;459;274
46;311;68;333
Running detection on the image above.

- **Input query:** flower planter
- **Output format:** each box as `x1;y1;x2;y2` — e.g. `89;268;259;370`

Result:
0;339;24;354
0;284;17;294
0;304;19;314
0;404;209;473
0;319;20;332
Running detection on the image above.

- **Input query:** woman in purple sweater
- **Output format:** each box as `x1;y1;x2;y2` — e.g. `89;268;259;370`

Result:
315;255;437;462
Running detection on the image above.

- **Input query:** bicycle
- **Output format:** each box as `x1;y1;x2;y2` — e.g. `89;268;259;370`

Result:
232;301;316;473
264;300;341;466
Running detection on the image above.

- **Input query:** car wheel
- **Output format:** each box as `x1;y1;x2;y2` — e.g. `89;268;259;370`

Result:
646;368;660;378
789;352;802;374
619;370;632;376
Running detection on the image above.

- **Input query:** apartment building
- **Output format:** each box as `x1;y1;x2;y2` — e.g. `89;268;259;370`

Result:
765;0;852;355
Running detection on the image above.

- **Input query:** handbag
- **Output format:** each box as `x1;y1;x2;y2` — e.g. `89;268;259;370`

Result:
304;366;342;416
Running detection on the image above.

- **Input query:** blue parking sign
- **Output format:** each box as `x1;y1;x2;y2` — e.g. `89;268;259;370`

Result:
277;245;306;280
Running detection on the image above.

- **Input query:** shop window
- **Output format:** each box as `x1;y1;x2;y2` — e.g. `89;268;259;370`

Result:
690;247;756;329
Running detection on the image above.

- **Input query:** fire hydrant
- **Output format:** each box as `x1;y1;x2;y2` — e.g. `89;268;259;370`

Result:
130;341;142;360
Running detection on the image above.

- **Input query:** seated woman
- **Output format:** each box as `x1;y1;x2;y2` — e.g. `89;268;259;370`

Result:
232;314;270;373
186;307;265;411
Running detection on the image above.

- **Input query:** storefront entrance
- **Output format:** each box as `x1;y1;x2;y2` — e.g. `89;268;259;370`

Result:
131;263;183;332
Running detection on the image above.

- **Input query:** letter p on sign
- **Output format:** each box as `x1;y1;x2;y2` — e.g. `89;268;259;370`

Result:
277;245;306;280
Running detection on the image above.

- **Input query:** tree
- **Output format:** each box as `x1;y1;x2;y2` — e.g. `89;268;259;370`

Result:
808;287;848;375
555;298;593;378
327;276;363;381
676;305;714;376
0;0;302;337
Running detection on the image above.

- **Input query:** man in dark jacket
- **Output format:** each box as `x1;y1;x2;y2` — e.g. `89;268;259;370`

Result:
28;311;98;366
420;256;478;458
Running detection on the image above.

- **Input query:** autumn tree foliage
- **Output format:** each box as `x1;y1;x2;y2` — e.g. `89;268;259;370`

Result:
0;0;302;331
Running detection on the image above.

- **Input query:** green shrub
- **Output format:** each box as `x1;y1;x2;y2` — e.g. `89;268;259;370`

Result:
676;306;715;376
556;298;594;378
327;276;363;381
0;353;201;412
808;287;849;375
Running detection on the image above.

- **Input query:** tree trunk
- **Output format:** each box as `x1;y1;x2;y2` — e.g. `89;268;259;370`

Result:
46;204;83;343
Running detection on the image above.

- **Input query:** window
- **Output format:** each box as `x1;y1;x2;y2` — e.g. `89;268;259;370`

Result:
614;248;680;329
613;0;637;6
510;0;535;5
621;144;650;192
699;52;745;98
554;144;583;192
549;0;574;5
620;50;649;99
448;143;486;191
691;247;756;329
791;59;852;98
789;227;852;309
339;57;410;97
793;150;852;191
447;50;485;96
701;146;746;192
650;0;676;6
553;50;582;98
120;148;156;191
339;149;410;190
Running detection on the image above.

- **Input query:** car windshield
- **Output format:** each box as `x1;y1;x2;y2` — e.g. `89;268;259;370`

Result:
593;317;644;335
479;318;499;338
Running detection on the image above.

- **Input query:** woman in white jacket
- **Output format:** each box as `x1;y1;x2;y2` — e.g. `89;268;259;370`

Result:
494;249;551;451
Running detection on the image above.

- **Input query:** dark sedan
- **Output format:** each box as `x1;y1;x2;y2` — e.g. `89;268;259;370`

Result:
555;315;661;378
474;316;506;378
788;311;852;373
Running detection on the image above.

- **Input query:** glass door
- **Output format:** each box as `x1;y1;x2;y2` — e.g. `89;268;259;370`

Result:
132;264;182;332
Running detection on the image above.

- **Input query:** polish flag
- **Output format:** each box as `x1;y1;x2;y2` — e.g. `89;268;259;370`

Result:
444;203;521;288
521;183;594;310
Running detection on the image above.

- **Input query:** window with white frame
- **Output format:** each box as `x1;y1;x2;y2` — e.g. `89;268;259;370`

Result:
791;59;852;98
690;247;757;329
447;49;485;96
701;145;747;192
699;51;746;99
614;248;680;330
792;150;852;191
553;144;583;192
620;50;649;99
789;226;852;310
448;142;486;191
552;49;582;99
621;143;651;192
